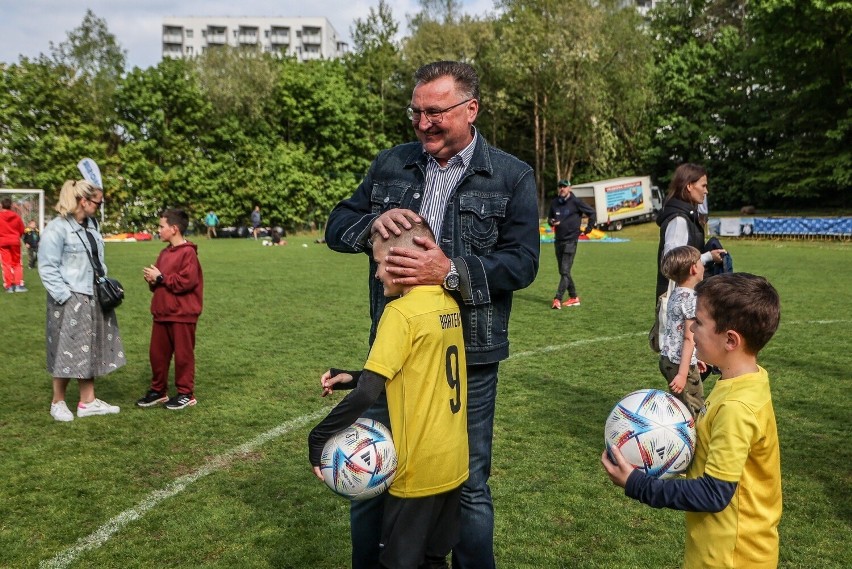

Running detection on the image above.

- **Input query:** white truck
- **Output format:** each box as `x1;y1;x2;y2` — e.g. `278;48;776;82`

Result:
571;176;663;231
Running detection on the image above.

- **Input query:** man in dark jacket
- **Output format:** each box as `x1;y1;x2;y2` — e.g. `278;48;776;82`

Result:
547;179;596;309
324;60;539;569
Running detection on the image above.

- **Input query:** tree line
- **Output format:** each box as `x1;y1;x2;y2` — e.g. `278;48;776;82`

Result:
0;0;848;232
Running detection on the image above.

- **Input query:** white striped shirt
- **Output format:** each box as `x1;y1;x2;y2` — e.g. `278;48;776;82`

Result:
419;130;478;240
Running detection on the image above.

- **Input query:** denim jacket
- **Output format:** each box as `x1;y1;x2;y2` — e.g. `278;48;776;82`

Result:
38;215;108;304
325;136;540;365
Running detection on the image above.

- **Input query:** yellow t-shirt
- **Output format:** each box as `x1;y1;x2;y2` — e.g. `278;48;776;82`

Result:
365;286;469;498
685;366;782;569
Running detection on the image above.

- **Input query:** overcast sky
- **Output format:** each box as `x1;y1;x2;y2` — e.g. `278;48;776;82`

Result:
0;0;496;70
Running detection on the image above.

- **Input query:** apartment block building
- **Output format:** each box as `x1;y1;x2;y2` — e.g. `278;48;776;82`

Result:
162;17;348;62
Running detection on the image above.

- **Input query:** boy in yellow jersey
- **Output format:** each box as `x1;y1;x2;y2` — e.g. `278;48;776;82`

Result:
308;220;468;569
602;273;782;569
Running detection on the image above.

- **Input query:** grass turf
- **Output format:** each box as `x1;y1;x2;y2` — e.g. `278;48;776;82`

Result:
0;225;849;568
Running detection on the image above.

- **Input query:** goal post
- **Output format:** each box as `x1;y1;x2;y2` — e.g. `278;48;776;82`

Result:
0;189;45;231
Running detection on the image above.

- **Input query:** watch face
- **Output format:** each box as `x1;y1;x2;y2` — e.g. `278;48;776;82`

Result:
445;273;460;290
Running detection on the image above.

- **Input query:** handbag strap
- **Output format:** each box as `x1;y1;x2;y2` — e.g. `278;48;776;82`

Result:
66;217;104;279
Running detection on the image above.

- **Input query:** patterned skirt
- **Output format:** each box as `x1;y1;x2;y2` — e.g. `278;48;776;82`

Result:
46;290;126;379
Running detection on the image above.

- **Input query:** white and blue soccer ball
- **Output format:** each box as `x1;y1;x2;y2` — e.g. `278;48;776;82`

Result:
605;389;696;479
320;418;397;500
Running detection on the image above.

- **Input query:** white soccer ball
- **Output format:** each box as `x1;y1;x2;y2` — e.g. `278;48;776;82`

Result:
605;389;696;479
320;418;397;500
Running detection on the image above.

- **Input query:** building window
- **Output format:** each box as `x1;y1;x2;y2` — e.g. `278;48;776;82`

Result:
186;29;193;39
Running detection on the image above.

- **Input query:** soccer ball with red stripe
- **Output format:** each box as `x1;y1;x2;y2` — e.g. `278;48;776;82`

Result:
605;389;696;479
320;418;397;500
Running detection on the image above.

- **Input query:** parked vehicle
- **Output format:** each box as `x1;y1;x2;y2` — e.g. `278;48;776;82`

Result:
571;176;663;231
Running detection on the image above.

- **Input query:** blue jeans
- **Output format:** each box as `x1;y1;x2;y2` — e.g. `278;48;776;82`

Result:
350;363;499;569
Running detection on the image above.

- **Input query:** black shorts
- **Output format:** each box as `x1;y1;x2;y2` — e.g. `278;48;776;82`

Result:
379;486;462;569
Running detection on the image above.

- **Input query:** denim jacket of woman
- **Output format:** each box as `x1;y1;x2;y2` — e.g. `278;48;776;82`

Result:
38;214;107;304
325;134;540;365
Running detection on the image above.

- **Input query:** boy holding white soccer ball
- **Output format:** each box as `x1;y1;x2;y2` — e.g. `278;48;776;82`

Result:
602;273;783;569
308;220;469;568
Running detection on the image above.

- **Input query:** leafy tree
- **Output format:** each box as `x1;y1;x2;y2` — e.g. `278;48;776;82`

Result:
746;0;851;205
50;9;126;153
346;0;409;145
194;46;280;138
492;0;655;212
0;57;106;200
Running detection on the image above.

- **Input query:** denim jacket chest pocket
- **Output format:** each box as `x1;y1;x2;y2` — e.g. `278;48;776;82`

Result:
63;237;88;260
459;193;509;253
370;181;417;215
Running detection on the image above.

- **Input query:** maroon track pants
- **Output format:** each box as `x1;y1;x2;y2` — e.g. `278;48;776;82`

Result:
149;321;197;395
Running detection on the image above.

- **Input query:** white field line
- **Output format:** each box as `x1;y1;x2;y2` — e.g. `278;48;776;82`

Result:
506;319;851;362
38;318;849;568
39;409;326;569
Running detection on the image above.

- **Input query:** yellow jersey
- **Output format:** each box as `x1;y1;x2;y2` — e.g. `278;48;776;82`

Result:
365;286;469;498
685;366;781;568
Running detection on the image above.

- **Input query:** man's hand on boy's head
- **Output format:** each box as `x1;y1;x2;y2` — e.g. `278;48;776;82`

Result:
370;208;421;240
601;445;636;488
386;237;450;286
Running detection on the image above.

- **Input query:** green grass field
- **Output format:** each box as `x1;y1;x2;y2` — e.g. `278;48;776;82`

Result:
1;225;849;568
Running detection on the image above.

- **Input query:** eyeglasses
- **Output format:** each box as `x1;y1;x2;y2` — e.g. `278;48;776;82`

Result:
406;98;472;124
87;198;103;207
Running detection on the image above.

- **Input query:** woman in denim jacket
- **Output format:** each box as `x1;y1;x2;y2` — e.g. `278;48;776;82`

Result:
38;179;125;422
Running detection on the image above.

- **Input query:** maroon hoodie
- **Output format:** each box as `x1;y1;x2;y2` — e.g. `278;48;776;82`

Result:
149;241;203;323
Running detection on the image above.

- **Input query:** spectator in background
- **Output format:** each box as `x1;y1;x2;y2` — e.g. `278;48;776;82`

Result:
656;164;726;300
23;220;40;270
205;210;219;239
38;180;124;422
0;197;27;293
547;179;596;309
251;206;261;240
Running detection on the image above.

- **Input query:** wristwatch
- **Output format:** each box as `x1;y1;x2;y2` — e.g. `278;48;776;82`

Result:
443;260;460;291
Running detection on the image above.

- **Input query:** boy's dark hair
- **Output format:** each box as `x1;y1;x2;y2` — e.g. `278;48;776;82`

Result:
370;219;436;253
161;209;189;236
414;61;480;102
695;273;780;355
661;245;702;284
1;198;11;209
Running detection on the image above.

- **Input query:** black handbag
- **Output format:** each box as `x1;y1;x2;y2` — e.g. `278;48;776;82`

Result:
95;276;125;311
70;218;125;311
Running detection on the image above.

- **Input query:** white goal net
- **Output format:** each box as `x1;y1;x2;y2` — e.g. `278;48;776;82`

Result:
0;189;45;231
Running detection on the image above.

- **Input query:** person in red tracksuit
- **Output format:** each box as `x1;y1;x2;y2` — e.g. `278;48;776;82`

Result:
137;209;204;410
0;197;27;293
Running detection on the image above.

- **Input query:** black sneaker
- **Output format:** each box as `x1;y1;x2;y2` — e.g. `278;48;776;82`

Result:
164;393;197;410
136;390;169;408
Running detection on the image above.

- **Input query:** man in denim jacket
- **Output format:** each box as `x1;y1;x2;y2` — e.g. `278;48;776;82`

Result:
325;61;539;569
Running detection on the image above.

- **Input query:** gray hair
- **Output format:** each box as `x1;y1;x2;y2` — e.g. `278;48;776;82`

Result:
414;61;480;102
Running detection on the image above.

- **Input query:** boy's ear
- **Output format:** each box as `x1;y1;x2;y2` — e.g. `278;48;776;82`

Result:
725;329;743;352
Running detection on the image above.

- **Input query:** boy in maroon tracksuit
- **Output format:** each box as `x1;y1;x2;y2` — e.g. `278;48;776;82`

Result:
137;209;203;410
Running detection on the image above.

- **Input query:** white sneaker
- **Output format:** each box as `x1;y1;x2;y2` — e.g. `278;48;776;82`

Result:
77;398;121;418
50;401;74;422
